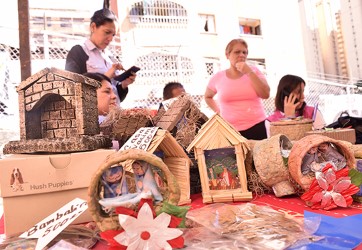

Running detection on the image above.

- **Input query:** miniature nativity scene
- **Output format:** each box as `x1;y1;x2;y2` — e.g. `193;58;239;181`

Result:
1;66;362;249
88;149;183;231
187;114;252;203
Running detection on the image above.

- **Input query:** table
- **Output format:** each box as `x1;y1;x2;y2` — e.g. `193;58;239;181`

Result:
1;193;362;249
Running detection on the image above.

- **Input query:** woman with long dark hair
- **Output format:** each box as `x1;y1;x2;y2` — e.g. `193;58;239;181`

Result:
267;74;325;129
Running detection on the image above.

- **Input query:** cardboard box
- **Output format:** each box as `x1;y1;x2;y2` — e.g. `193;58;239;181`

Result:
305;128;356;144
0;149;115;236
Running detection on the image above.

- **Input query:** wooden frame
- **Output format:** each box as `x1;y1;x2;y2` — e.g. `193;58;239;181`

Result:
187;114;252;203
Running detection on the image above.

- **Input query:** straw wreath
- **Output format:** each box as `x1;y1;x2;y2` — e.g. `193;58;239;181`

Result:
88;148;180;232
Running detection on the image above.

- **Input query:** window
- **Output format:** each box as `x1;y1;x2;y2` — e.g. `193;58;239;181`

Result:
205;62;214;75
204;58;220;76
128;0;187;26
199;14;215;33
239;18;261;36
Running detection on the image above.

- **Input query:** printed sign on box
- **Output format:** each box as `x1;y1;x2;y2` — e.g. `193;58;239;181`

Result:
0;149;115;236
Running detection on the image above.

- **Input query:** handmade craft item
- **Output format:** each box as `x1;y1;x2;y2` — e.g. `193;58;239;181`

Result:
3;67;112;154
301;163;359;210
98;160;164;210
119;128;192;205
155;94;208;149
100;108;154;146
101;165;128;199
269;118;313;141
253;134;296;197
88;148;181;232
187;114;252;203
99;199;186;249
305;128;356;144
288;134;356;191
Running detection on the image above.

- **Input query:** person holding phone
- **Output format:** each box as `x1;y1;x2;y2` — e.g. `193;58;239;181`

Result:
65;8;136;106
204;38;270;140
267;74;325;129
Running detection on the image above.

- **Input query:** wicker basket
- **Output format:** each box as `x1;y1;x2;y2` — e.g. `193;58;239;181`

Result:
253;134;296;197
288;134;356;191
270;119;313;141
88;149;180;232
305;128;356;144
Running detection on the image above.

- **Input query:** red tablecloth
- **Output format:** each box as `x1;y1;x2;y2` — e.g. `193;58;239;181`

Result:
1;193;362;249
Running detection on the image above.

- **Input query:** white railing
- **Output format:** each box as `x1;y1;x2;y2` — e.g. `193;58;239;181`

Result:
1;30;361;127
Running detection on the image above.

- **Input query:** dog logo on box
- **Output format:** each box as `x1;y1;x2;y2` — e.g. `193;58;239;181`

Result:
10;168;24;192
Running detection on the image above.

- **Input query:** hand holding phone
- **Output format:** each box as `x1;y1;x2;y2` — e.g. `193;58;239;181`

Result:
113;66;140;82
282;90;299;104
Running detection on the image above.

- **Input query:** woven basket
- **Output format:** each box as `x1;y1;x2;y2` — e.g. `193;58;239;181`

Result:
112;115;152;138
270;119;313;141
100;108;153;144
288;134;356;191
339;141;362;158
253;134;296;197
88;149;180;232
305;128;356;144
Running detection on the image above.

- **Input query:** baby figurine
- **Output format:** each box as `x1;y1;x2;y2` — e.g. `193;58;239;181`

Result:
318;142;347;170
99;160;163;209
301;146;321;174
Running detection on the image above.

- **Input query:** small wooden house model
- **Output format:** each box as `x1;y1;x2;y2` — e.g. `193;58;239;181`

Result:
154;94;208;149
187;114;252;203
3;67;111;154
122;129;193;205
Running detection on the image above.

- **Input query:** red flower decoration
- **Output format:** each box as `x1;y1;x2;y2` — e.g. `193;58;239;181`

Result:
301;163;360;210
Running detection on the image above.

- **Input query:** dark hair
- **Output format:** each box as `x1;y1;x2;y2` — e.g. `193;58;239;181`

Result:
91;8;118;27
163;82;184;100
83;72;111;84
275;74;306;113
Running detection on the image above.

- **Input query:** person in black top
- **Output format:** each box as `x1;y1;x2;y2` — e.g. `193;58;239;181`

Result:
65;8;136;105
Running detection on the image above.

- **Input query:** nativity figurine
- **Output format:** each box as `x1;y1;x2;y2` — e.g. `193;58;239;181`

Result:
99;160;163;210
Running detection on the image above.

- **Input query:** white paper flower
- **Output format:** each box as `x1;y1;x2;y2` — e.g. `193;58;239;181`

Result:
114;203;183;250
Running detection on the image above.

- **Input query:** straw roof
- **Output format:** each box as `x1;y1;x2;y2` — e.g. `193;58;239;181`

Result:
147;129;191;162
186;114;250;152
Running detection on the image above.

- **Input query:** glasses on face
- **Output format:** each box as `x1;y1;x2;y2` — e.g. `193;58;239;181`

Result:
232;50;248;56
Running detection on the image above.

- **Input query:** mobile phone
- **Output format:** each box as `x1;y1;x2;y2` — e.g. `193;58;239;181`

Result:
282;89;299;104
113;66;141;82
312;103;318;121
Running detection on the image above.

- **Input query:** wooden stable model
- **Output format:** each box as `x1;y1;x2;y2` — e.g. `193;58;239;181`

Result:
187;114;252;203
145;129;193;205
121;129;193;205
3;67;111;154
154;94;208;149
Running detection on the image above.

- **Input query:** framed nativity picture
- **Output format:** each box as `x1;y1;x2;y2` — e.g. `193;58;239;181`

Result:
201;147;252;203
186;114;253;203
